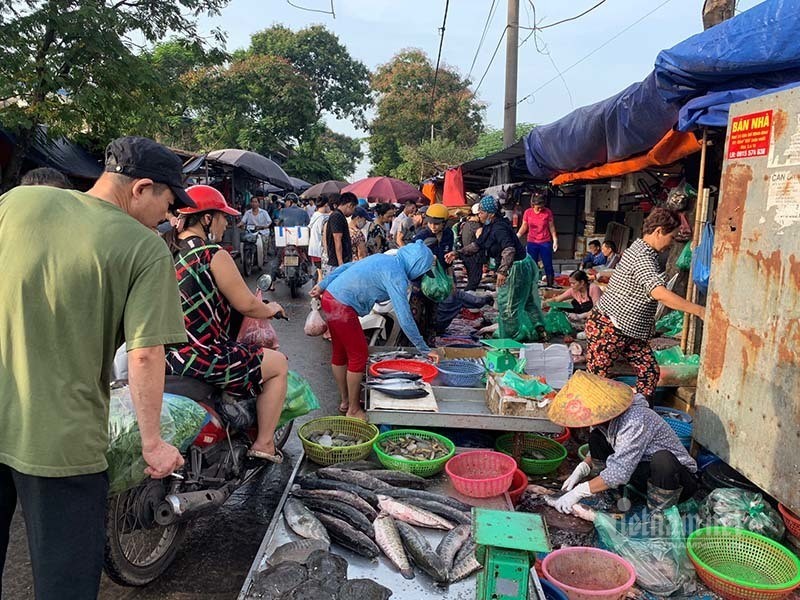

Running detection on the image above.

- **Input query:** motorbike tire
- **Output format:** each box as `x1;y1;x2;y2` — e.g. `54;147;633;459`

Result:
243;248;254;277
289;280;300;299
274;420;293;450
104;481;188;587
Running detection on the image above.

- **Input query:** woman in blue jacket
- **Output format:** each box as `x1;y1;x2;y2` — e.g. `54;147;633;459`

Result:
310;241;440;420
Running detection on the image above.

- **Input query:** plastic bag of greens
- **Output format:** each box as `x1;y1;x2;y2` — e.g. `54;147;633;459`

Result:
595;507;697;596
676;243;692;271
421;260;454;302
655;311;684;338
543;309;573;336
106;388;208;495
699;488;785;541
500;371;553;398
654;346;699;365
280;371;321;427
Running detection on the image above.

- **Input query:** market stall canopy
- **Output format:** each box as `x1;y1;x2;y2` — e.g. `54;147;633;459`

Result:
0;126;102;180
206;149;292;190
289;176;311;193
524;0;800;180
342;176;425;203
300;179;349;199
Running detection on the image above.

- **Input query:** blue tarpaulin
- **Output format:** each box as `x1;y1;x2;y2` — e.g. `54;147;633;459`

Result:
525;0;800;179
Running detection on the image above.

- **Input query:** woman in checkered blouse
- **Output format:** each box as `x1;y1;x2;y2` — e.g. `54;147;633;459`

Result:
585;209;705;402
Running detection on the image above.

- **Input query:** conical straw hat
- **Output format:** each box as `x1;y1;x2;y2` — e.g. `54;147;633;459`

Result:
547;371;633;428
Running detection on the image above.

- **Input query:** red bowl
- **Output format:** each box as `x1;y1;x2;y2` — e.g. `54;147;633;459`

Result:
369;359;439;383
508;469;529;505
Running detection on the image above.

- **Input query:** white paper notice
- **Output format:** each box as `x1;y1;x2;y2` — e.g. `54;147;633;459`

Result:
767;170;800;227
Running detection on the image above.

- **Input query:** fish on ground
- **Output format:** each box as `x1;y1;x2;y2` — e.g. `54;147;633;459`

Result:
283;498;330;544
295;496;374;538
435;524;471;572
400;497;471;525
375;487;471;512
395;521;449;583
317;467;392;491
290;486;377;521
267;539;330;566
362;469;430;490
296;474;379;507
373;513;414;580
377;495;455;530
311;511;380;559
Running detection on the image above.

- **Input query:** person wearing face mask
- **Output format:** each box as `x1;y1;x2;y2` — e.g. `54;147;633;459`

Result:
164;185;289;464
586;208;705;402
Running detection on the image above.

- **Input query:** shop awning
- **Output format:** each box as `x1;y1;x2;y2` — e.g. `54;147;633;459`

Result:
524;0;800;180
0;126;102;180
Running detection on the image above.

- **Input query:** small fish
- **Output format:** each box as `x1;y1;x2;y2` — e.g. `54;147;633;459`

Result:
523;450;548;460
311;511;380;559
295;474;379;507
377;495;455;530
375;487;471;512
436;524;471;572
317;467;392;491
267;538;330;566
283;498;330;544
362;470;430;490
296;497;374;538
377;435;449;461
395;521;448;583
373;513;414;579
337;579;393;600
401;497;471;525
290;487;377;521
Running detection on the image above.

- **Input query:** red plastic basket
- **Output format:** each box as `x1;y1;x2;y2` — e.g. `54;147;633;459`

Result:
445;451;516;498
508;469;529;505
778;504;800;539
369;359;439;382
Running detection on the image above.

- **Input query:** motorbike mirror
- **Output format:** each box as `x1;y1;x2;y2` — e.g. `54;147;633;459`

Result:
256;274;272;292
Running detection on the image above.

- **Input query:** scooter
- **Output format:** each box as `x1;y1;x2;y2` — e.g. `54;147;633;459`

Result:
105;275;291;586
274;226;312;298
359;299;403;347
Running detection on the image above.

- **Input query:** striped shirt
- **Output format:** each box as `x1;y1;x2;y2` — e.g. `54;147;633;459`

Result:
596;238;666;340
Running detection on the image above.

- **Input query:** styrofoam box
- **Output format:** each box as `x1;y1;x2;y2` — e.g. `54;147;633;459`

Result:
275;226;310;247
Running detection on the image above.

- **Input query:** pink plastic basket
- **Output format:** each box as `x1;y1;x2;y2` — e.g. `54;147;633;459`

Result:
542;547;636;600
445;451;516;498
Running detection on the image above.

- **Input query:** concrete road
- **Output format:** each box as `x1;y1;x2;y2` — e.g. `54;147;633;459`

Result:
1;275;338;600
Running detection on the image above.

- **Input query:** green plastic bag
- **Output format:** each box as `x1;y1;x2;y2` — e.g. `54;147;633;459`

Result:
421;260;454;302
499;371;553;398
281;371;321;427
655;311;684;338
699;489;785;541
654;346;700;365
543;309;573;336
676;242;692;271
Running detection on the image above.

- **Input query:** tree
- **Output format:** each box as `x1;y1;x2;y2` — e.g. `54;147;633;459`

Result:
183;54;316;156
391;139;474;184
369;49;485;176
0;0;229;189
283;123;363;183
472;122;537;158
248;24;372;128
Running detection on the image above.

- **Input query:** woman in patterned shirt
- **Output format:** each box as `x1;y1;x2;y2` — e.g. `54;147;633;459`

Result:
586;208;705;402
366;203;396;255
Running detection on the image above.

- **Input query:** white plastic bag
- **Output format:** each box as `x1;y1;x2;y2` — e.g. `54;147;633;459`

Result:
304;299;327;337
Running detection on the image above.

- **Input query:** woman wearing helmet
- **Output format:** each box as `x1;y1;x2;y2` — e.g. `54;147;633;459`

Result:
165;185;289;463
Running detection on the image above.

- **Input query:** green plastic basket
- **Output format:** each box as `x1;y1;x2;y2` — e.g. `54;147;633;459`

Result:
578;443;589;461
687;527;800;600
495;434;567;475
298;417;379;466
373;429;456;477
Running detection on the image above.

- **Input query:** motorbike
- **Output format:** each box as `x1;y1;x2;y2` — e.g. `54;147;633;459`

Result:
104;275;291;586
240;225;266;277
274;226;312;298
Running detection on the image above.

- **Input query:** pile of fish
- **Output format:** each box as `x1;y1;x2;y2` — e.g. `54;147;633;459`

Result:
306;430;368;448
364;372;428;400
278;465;482;585
377;434;450;462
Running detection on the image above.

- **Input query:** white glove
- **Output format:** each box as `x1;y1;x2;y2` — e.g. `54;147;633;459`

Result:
553;482;592;514
552;238;559;252
561;461;591;491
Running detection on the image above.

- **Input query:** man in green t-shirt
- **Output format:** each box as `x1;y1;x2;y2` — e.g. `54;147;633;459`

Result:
0;136;194;599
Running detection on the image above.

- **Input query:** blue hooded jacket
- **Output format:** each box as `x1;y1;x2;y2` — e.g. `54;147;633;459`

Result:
319;241;435;353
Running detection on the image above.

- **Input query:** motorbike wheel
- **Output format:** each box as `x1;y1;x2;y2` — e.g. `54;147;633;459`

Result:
274;420;293;450
243;248;254;277
104;479;188;587
289;280;300;299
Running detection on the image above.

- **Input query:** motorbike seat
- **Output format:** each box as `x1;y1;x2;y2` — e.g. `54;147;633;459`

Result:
164;375;220;404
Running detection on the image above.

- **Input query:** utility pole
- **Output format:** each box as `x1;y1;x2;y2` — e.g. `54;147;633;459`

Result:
503;0;519;148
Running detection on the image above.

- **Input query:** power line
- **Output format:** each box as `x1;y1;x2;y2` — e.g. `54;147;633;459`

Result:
519;0;609;31
467;0;499;80
519;2;573;108
285;0;335;17
517;0;674;105
473;25;508;97
428;0;450;140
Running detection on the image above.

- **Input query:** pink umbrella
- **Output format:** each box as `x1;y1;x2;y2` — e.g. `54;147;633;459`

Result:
342;176;425;203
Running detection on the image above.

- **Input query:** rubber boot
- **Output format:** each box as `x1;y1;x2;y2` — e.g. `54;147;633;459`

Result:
647;482;683;512
546;275;555;288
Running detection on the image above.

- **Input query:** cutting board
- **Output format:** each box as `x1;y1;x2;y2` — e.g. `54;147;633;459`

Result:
369;382;438;412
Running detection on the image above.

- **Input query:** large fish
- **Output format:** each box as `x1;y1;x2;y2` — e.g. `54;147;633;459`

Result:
295;497;374;538
249;561;307;599
337;579;393;600
317;467;392;492
266;538;330;566
328;460;383;471
436;524;471;572
295;474;379;507
375;487;471;512
377;495;455;530
362;469;430;490
373;513;414;580
367;386;429;399
283;498;330;544
311;511;380;559
395;521;448;583
401;497;471;525
448;548;482;583
290;487;377;521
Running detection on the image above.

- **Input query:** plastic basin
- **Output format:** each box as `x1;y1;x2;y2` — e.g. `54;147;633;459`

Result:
445;451;516;498
369;359;439;382
508;469;528;505
542;547;635;600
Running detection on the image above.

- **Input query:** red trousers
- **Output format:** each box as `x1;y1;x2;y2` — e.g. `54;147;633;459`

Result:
321;291;368;372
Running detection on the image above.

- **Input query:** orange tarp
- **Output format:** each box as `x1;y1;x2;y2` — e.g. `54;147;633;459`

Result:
550;130;701;186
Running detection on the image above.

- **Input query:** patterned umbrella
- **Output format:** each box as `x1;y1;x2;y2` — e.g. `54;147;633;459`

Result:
341;176;425;203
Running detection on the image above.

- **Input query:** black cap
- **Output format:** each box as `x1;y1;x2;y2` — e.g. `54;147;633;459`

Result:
104;136;195;209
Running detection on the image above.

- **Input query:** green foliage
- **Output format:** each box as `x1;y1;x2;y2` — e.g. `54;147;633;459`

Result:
369;49;485;176
472;122;537;158
283;122;363;182
391;138;474;184
249;24;372;128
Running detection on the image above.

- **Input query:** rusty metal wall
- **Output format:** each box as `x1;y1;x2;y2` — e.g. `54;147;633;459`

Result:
696;88;800;512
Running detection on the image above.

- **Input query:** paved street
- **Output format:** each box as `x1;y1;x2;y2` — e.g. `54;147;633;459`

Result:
1;276;337;600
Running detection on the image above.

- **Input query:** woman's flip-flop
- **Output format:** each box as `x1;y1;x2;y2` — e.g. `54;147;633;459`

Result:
247;448;284;464
338;403;349;414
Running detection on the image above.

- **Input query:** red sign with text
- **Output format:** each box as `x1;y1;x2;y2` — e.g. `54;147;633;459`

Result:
728;110;772;160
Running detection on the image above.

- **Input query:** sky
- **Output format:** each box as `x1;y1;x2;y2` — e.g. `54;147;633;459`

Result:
198;0;765;179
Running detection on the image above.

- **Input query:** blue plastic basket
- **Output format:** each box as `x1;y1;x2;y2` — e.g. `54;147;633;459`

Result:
655;407;693;448
435;359;485;387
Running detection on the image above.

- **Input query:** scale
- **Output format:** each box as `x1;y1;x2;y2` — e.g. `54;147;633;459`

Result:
480;339;525;373
473;508;551;600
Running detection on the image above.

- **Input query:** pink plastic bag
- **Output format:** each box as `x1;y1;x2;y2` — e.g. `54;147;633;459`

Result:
237;291;279;349
304;301;328;337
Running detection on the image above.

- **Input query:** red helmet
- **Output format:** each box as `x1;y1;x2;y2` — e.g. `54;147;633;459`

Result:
178;185;240;216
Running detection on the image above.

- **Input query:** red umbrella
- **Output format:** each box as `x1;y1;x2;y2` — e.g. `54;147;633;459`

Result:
342;176;425;204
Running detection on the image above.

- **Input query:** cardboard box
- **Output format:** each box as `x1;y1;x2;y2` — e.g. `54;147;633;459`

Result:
275;226;310;247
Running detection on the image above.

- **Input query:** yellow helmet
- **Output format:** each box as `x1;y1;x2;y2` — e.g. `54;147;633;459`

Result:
425;203;449;221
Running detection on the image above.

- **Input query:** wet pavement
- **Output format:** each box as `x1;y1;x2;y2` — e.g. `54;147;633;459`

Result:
1;275;338;600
